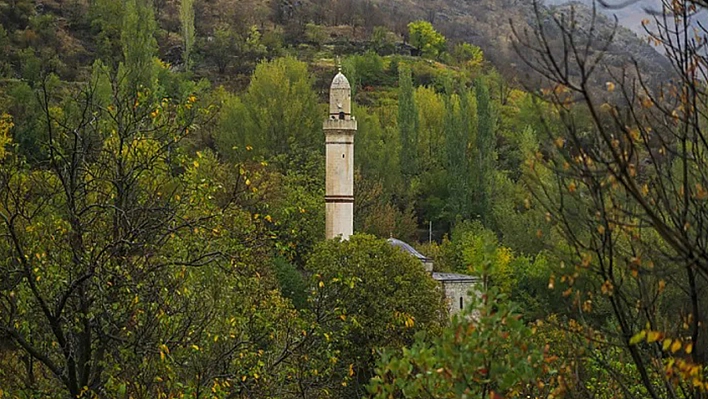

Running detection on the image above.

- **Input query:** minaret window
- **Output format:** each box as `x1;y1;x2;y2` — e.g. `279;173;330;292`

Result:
339;111;345;120
460;297;464;310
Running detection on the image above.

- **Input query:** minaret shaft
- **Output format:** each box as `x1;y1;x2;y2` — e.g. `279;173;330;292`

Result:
324;124;356;239
324;70;356;240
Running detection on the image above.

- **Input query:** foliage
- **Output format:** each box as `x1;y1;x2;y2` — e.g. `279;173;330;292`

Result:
304;22;327;47
397;64;419;188
273;257;309;309
120;0;157;92
180;0;196;71
0;113;13;161
306;234;447;398
514;0;708;397
452;42;484;70
472;77;496;226
371;26;398;55
408;20;447;59
215;56;320;165
369;288;555;399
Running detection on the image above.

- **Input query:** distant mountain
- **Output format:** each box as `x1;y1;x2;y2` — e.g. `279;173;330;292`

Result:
543;0;660;35
369;0;674;89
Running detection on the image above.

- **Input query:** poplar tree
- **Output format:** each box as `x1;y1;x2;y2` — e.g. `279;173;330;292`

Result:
397;65;418;187
120;0;157;92
445;87;469;221
473;78;495;224
180;0;195;71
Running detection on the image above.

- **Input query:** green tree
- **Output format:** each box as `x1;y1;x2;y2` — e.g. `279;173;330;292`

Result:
473;77;495;225
369;288;553;399
206;24;238;74
180;0;196;71
306;234;447;398
408;20;446;59
445;87;475;222
452;42;484;70
397;64;419;189
371;26;397;55
120;0;158;93
215;56;320;166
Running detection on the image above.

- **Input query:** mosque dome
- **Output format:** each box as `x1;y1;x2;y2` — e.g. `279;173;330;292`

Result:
331;72;351;90
387;238;430;262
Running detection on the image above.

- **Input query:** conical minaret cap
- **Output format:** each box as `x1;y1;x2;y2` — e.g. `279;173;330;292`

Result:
330;72;351;89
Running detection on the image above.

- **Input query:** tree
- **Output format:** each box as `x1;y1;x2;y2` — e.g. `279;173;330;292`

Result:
205;24;238;74
452;42;484;71
214;56;320;167
120;0;157;92
472;77;495;225
397;64;419;189
513;0;708;397
0;4;324;395
180;0;195;71
444;86;472;222
368;288;556;399
407;20;446;59
306;234;447;398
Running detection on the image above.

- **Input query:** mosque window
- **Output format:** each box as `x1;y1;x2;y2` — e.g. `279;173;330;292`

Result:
459;297;463;310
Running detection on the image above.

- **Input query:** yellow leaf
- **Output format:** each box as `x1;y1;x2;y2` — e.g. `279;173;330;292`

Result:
686;342;693;354
647;331;662;343
663;339;672;351
629;330;646;345
671;340;682;353
606;82;616;92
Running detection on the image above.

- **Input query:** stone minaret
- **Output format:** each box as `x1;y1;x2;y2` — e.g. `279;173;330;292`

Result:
324;68;356;240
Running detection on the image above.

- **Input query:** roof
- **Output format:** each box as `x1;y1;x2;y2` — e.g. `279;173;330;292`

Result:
330;72;351;90
387;238;431;262
431;272;479;282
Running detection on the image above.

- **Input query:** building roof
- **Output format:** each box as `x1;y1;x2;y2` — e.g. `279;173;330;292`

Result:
330;72;351;90
431;272;479;282
387;238;431;262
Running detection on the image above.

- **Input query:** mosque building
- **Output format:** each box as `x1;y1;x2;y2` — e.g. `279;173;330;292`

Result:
323;67;477;316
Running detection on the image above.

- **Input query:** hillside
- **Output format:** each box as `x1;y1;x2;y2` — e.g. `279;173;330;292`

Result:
0;0;674;91
545;0;659;34
365;0;673;88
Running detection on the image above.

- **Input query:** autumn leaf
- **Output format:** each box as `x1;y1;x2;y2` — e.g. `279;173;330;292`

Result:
647;331;662;343
671;340;682;353
629;330;646;345
663;339;673;351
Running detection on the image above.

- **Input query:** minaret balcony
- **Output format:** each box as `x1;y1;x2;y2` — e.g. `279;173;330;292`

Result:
323;118;357;131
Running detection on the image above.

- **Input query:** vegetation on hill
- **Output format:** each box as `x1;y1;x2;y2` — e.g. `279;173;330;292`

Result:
0;0;707;398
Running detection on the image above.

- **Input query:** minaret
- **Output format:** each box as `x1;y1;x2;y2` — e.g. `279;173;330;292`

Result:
324;67;356;240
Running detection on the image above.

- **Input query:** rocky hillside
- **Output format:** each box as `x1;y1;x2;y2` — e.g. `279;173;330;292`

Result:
545;0;659;34
0;0;674;91
367;0;674;88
